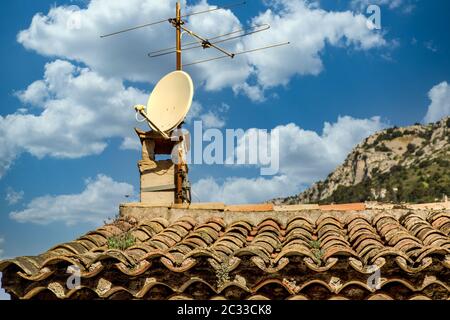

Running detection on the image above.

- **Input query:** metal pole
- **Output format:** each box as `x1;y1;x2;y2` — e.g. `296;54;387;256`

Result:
175;1;184;204
176;1;182;71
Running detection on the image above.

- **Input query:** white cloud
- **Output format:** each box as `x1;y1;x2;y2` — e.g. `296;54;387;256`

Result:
5;188;24;205
120;136;142;151
243;0;386;92
233;83;266;103
234;116;386;181
9;174;134;226
193;175;299;204
17;0;386;99
200;112;226;129
193;116;386;203
186;101;228;129
0;273;10;301
16;80;49;106
423;81;450;123
0;60;147;177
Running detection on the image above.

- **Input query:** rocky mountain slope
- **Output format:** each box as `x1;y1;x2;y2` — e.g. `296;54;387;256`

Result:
275;117;450;205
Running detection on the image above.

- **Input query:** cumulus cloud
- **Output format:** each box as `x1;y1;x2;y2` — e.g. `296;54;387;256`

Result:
233;83;266;103
5;187;24;205
242;0;386;92
233;116;386;181
193;175;299;204
186;101;228;129
193;116;386;203
9;174;134;225
17;0;386;98
423;81;450;123
0;60;147;177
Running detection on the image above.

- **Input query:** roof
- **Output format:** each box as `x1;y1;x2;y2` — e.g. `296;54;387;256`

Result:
1;203;449;300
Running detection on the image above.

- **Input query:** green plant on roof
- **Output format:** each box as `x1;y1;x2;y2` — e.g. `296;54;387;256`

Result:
107;231;136;251
310;240;324;266
216;259;231;288
310;240;321;249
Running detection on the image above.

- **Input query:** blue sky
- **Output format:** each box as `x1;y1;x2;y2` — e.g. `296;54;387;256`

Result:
0;0;450;299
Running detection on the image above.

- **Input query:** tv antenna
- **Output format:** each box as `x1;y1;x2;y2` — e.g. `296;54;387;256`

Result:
100;0;290;69
100;1;290;204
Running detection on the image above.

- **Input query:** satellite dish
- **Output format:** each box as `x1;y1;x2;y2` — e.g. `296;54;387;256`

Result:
146;70;194;134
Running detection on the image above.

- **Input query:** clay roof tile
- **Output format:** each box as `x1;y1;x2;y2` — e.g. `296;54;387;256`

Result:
2;207;449;300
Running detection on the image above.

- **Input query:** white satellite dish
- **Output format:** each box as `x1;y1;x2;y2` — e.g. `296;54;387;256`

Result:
146;70;193;133
134;70;193;138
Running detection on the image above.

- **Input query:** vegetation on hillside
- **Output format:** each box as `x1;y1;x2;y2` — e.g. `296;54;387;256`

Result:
273;117;450;205
321;155;450;204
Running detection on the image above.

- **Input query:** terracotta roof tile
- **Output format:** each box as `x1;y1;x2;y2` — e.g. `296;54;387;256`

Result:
1;209;449;300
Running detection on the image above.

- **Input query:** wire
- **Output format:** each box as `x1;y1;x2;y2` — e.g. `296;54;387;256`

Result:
148;24;270;58
135;111;147;123
183;42;291;67
100;1;246;38
100;18;169;38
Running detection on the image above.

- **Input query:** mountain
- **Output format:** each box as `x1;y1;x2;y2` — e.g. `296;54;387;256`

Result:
274;117;450;205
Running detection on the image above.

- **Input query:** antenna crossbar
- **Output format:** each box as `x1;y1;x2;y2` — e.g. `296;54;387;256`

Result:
100;1;246;38
148;24;270;58
178;25;234;58
183;42;290;67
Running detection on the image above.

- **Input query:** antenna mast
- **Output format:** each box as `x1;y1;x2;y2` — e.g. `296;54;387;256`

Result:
176;1;182;71
174;1;184;204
